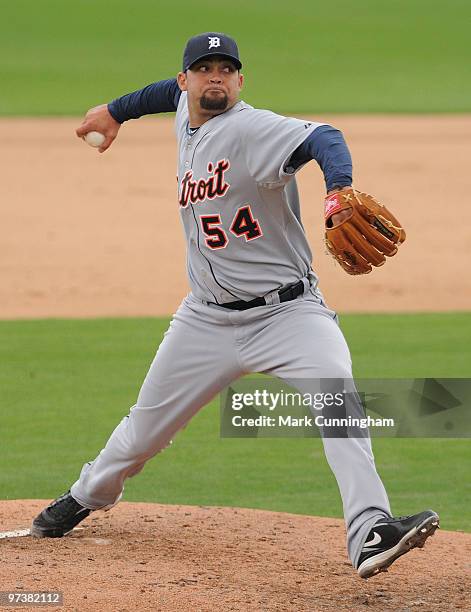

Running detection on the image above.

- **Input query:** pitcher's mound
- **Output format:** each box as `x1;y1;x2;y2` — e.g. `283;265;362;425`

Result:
1;500;469;611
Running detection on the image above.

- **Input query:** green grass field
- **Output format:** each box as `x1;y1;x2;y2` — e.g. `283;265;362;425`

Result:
1;313;469;532
0;0;470;114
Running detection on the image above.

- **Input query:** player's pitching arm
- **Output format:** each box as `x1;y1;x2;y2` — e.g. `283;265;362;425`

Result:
75;78;181;153
76;104;121;153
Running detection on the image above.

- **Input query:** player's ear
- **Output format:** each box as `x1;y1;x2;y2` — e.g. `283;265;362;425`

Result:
238;72;244;91
177;71;188;91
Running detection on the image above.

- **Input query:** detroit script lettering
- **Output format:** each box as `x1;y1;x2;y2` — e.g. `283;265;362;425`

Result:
179;159;230;207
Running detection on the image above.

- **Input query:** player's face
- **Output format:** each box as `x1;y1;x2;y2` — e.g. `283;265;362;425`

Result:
178;57;244;118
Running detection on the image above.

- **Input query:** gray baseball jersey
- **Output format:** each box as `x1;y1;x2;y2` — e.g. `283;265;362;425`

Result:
175;91;324;303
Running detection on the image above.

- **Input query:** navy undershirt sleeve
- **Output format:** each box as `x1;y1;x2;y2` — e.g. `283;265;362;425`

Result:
286;125;353;192
108;78;181;123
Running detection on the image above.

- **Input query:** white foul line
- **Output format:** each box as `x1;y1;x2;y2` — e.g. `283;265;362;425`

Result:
0;529;31;539
0;527;84;540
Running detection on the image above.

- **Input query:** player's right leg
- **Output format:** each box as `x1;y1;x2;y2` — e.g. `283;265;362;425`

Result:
31;294;244;537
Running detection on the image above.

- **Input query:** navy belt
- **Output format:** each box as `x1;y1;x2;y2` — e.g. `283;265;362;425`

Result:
218;279;305;311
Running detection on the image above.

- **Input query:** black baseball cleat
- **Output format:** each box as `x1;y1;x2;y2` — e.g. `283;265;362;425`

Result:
31;491;91;538
357;509;440;579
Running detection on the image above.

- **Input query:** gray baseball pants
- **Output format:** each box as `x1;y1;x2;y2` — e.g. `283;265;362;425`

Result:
71;286;391;567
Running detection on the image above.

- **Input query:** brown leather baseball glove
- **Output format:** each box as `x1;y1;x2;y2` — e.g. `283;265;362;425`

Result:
324;188;406;275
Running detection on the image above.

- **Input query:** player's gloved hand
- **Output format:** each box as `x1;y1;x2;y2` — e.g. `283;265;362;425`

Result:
76;104;121;153
324;187;406;275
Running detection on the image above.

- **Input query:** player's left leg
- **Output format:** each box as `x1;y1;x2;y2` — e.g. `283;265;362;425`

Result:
237;288;438;576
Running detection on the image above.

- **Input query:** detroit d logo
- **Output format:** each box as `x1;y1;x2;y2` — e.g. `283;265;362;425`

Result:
208;36;221;49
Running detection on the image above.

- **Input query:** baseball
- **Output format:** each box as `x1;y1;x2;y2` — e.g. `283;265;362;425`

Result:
84;131;105;148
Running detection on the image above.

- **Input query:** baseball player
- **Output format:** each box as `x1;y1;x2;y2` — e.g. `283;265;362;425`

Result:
32;32;439;579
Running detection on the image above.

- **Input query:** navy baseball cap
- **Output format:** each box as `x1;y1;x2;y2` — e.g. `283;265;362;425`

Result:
182;32;242;71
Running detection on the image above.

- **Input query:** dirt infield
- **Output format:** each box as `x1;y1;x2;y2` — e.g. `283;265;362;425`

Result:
1;115;470;319
1;500;469;611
